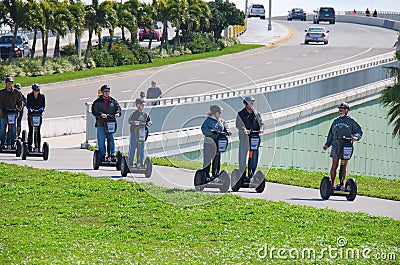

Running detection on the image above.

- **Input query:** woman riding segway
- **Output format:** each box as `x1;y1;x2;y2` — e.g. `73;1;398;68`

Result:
121;98;153;178
194;104;231;192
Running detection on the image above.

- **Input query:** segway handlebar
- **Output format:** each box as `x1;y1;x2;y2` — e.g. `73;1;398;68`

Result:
211;130;231;136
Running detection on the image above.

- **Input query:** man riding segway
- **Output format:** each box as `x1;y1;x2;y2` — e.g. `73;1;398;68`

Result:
0;76;23;156
91;84;122;169
231;96;266;193
321;102;363;201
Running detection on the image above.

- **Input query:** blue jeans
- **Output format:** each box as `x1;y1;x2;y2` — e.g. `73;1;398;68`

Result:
96;126;115;157
17;109;23;127
128;133;145;166
0;118;17;146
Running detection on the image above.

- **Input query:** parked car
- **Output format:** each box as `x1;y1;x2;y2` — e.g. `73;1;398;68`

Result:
247;4;265;19
287;8;306;21
313;7;336;24
0;33;30;59
304;27;329;45
100;35;122;44
138;24;162;41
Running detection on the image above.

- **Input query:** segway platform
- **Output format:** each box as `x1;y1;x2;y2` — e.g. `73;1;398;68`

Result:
21;142;49;160
320;176;357;201
120;156;152;178
93;150;122;170
231;169;265;193
194;169;230;193
0;140;22;157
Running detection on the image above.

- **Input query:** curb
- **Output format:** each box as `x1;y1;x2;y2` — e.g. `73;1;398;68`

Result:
267;22;293;48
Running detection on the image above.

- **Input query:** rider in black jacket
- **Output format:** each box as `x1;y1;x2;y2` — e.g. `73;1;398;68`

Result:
91;84;121;161
26;84;45;152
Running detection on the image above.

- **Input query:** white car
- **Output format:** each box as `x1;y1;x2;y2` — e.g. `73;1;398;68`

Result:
304;27;329;45
248;4;265;19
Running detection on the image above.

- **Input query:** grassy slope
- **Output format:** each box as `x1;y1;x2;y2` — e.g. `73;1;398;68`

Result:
152;157;400;201
0;163;398;264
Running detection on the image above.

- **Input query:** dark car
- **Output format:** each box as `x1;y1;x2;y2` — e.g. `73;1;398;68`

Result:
0;33;30;59
287;8;306;21
313;7;335;24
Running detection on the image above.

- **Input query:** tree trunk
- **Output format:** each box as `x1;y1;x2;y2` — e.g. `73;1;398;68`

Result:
108;30;113;53
84;28;94;64
97;32;102;50
148;38;152;50
121;26;125;41
54;33;61;58
41;31;48;68
172;25;180;53
30;29;37;59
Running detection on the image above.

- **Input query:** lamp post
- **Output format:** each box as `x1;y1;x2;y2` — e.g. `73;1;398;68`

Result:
268;0;272;30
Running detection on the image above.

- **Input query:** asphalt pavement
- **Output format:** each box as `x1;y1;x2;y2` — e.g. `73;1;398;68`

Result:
0;133;398;220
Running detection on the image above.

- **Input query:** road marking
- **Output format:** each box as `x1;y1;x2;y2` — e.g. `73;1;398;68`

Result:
302;54;307;57
265;62;272;65
189;77;198;80
244;66;251;69
286;58;292;60
218;72;226;75
78;97;90;101
122;90;132;93
314;50;319;53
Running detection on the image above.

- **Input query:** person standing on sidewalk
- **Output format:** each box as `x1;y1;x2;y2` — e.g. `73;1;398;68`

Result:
146;80;162;106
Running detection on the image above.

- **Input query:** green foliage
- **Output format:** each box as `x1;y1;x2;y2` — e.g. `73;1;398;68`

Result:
0;163;399;263
208;0;245;39
217;37;240;49
89;48;115;67
110;41;135;66
60;43;78;57
187;32;218;54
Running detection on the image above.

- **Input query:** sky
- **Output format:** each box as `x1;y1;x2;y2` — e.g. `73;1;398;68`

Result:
81;0;399;16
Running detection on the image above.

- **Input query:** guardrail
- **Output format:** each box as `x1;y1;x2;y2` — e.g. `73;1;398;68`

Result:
342;11;400;21
84;51;397;145
223;19;247;38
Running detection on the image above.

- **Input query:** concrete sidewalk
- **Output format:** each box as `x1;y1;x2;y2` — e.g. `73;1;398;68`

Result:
238;19;290;46
2;132;399;220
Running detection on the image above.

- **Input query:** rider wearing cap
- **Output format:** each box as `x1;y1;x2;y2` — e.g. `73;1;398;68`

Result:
127;98;152;167
323;102;363;190
26;84;46;152
91;84;121;161
14;83;26;138
201;104;231;179
0;76;23;148
236;96;264;179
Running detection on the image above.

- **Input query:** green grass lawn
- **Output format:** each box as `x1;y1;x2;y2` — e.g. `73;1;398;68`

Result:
0;163;398;264
152;157;400;201
14;44;263;87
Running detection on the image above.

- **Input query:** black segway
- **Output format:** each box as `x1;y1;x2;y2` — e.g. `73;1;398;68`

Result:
231;131;265;193
21;110;49;160
121;122;152;178
194;131;231;193
93;115;122;170
0;108;22;157
320;138;357;201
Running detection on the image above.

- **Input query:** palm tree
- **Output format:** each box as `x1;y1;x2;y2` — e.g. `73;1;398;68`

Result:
84;0;101;63
38;0;56;67
123;0;141;48
99;0;118;53
68;0;86;57
381;37;400;139
26;0;42;59
152;0;178;53
171;0;189;53
182;0;210;51
53;1;73;58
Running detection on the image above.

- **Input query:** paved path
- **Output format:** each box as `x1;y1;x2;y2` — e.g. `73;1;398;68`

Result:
1;133;398;220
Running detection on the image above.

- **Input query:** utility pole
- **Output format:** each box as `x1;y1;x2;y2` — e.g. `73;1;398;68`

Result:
268;0;272;30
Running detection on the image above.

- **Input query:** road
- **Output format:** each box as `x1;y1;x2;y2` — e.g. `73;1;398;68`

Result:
22;19;397;118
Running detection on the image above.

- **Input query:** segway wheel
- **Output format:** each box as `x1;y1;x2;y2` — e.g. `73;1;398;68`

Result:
219;170;230;193
254;171;266;193
144;157;152;178
93;150;100;170
231;169;242;192
116;151;122;170
16;140;21;157
42;142;49;161
345;178;357;201
121;156;130;177
21;130;26;142
320;176;332;200
194;169;205;191
21;142;27;160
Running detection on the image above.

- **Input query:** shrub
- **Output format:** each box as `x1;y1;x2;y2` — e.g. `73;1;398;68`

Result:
187;32;218;54
89;48;114;67
111;41;135;66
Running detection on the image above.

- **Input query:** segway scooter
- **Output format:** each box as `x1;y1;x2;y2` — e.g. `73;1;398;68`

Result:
93;115;122;170
320;137;357;201
21;110;49;160
0;108;22;157
194;131;230;193
231;130;265;193
121;122;152;178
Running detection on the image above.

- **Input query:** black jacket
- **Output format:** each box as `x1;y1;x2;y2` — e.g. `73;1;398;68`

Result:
236;108;264;139
128;109;151;135
91;96;121;127
26;92;45;116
